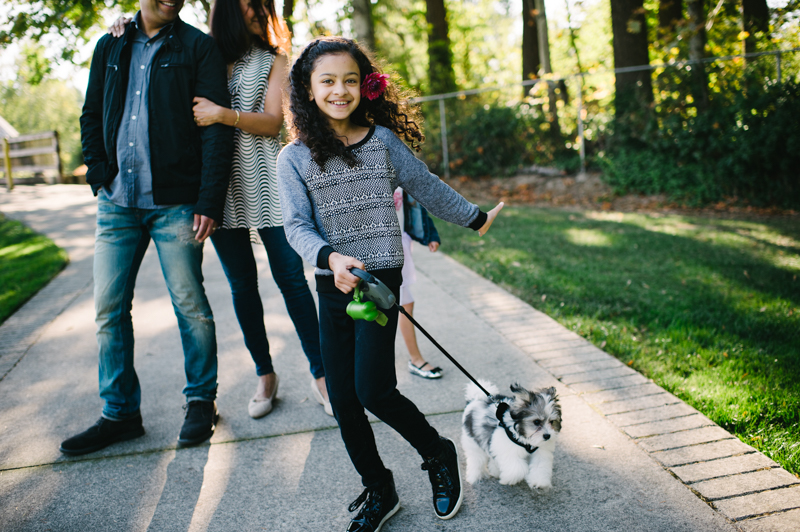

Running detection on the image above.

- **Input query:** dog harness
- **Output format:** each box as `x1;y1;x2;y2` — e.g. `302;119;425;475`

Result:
495;401;538;454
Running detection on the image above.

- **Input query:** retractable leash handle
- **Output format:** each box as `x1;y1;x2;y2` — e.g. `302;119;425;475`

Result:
348;267;493;398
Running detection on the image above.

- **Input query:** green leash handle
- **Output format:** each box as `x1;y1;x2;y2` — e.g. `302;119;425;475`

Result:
346;284;388;326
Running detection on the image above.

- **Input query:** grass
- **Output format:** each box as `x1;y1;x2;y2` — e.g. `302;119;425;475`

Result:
435;206;800;476
0;213;68;325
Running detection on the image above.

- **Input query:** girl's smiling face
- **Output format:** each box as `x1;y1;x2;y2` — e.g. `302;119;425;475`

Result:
309;53;361;128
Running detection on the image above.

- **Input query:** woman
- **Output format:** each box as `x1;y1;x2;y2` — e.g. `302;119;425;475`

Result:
111;0;332;419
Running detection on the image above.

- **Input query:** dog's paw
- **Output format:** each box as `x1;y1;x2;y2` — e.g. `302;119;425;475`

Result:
526;471;553;489
498;472;526;486
465;470;483;484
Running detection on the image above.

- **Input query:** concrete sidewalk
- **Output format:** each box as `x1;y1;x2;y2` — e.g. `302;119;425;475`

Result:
1;184;798;531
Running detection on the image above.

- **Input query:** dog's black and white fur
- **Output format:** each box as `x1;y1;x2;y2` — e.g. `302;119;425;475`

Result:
461;381;562;489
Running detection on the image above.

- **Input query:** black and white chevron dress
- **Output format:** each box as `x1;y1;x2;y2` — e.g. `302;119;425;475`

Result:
221;46;282;230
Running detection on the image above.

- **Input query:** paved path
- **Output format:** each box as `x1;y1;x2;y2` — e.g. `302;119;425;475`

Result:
1;185;798;531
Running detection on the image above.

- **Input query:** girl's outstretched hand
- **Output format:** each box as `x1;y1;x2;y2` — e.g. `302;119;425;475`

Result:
108;16;131;38
328;252;365;294
478;202;504;236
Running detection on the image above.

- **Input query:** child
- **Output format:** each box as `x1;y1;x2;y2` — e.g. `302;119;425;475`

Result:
394;188;444;379
277;36;503;532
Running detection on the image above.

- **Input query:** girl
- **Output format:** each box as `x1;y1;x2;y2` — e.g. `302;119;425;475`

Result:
277;37;503;532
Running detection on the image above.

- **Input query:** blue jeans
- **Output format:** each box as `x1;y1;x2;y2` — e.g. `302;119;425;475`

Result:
210;226;323;378
94;193;217;420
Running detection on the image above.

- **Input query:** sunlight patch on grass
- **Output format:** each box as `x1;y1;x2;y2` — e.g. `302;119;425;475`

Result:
564;228;613;247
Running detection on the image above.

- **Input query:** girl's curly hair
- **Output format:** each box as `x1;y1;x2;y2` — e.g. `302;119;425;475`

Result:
287;36;424;168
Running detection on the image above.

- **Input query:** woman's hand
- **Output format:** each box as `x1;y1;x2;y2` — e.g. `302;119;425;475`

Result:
328;252;365;294
478;202;504;237
428;241;440;252
108;16;131;38
192;96;229;127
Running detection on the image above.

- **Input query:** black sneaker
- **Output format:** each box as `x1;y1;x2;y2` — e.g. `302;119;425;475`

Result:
177;400;219;447
59;415;145;455
421;437;463;520
346;472;400;532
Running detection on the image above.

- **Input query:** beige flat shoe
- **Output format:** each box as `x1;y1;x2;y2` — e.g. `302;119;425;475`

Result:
310;378;334;416
248;374;279;419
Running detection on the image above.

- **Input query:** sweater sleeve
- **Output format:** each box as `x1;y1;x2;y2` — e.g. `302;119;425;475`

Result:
378;127;487;230
276;144;333;268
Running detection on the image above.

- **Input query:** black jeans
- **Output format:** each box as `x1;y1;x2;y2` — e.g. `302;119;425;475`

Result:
211;227;323;378
318;287;441;488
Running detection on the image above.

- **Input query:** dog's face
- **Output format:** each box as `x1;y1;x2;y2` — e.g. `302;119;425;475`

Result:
508;384;562;445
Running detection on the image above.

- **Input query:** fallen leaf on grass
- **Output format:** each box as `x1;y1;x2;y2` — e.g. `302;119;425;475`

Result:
744;270;750;279
599;340;607;349
541;294;547;302
759;306;767;312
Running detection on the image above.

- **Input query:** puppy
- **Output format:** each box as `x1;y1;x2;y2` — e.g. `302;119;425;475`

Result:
461;381;562;489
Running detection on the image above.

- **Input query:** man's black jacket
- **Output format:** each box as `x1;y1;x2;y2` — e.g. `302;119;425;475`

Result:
80;17;233;222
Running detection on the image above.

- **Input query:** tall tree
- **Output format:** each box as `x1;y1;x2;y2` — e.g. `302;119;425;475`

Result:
686;0;709;110
533;0;561;138
426;0;456;94
351;0;376;51
742;0;770;56
283;0;295;35
610;0;654;119
658;0;683;38
522;0;541;88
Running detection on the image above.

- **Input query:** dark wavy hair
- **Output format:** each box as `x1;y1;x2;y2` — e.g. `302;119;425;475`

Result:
287;36;424;168
210;0;289;64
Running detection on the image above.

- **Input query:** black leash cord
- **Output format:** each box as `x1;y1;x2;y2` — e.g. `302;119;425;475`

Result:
396;304;492;397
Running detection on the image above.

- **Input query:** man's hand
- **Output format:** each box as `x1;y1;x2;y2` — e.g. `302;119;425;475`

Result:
478;202;504;237
193;214;217;242
328;252;365;294
428;241;440;253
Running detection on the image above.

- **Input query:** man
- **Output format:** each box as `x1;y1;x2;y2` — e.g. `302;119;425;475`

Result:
60;0;233;455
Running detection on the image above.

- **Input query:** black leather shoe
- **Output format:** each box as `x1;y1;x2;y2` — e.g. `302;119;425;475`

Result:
178;400;219;447
421;437;463;520
59;415;145;455
346;472;400;532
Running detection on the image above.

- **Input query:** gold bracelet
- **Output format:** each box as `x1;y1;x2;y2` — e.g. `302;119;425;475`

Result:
233;110;240;127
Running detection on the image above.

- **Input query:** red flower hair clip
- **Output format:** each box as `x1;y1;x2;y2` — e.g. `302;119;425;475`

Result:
361;72;390;100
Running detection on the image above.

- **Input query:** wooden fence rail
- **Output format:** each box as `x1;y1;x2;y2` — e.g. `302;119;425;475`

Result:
2;131;63;191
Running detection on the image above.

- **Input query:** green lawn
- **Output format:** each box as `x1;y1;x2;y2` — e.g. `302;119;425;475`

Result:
436;206;800;476
0;213;68;325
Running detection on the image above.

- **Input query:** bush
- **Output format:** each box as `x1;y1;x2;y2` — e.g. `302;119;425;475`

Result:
601;72;800;208
420;100;563;178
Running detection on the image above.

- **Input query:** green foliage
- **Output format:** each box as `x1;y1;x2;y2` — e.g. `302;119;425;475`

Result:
0;72;85;174
601;68;800;208
0;1;139;64
0;213;68;325
419;98;572;177
436;205;800;475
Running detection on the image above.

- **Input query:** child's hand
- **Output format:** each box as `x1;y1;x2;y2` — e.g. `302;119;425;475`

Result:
329;252;365;294
478;202;504;237
428;241;440;253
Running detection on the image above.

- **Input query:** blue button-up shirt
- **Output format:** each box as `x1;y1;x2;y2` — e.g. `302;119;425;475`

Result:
106;13;171;209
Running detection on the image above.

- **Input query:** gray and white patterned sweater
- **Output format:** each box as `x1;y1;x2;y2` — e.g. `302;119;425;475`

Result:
277;125;486;289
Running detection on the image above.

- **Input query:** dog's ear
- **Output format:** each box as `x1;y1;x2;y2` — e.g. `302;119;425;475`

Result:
543;387;558;400
510;383;525;394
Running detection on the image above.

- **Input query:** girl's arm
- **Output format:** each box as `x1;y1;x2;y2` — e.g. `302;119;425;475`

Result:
379;128;503;234
193;54;288;137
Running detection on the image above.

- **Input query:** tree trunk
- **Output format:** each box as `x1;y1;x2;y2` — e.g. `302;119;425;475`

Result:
742;0;769;56
283;0;295;35
658;0;683;37
610;0;654;120
522;0;540;88
687;0;709;111
426;0;456;94
351;0;376;51
533;0;560;139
